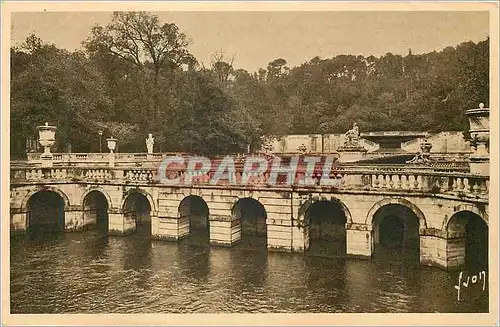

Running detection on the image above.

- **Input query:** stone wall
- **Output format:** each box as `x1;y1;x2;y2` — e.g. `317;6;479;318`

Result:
402;131;471;153
265;134;379;153
264;131;470;154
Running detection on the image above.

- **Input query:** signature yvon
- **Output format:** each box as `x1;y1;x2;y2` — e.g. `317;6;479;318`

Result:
454;271;487;301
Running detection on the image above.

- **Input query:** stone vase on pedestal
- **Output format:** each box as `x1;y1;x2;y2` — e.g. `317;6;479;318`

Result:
36;122;57;167
107;137;117;168
406;139;434;165
466;103;490;175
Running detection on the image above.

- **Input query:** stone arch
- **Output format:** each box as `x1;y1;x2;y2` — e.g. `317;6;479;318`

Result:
120;188;156;213
81;188;110;231
122;189;154;235
21;186;70;212
365;197;427;229
231;196;268;243
231;196;268;219
179;195;210;215
444;204;488;270
299;195;351;256
80;187;113;209
442;203;488;230
178;194;210;234
298;195;353;224
229;193;265;210
24;188;68;233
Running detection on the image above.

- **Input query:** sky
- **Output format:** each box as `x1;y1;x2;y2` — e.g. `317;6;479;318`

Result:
10;11;490;73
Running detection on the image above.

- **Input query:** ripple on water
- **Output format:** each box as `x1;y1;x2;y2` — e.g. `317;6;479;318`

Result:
10;232;489;313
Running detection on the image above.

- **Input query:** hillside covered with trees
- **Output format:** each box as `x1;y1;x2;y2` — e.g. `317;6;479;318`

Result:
10;12;489;158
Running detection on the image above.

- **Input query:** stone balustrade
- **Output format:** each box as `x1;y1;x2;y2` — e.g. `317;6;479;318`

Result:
20;167;114;182
25;151;471;167
124;168;156;182
10;164;489;201
25;152;266;168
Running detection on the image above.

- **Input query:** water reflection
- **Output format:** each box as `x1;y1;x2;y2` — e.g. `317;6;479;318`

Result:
10;230;488;313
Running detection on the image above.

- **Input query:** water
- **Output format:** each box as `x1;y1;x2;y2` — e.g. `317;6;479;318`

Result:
10;229;488;313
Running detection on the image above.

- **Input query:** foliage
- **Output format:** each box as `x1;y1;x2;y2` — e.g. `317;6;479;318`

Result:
10;34;112;156
9;12;490;159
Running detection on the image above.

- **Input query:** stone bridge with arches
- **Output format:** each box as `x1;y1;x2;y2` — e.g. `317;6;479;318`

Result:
10;156;489;271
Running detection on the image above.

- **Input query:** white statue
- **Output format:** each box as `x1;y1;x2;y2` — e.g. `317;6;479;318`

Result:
344;123;360;147
146;133;155;154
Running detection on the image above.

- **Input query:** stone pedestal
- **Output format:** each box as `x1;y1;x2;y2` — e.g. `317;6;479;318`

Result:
346;224;372;258
445;237;466;270
209;215;241;246
337;147;367;163
10;211;28;235
154;198;188;241
466;103;489;176
418;228;465;270
108;210;135;235
107;137;117;167
469;141;489;175
267;220;292;252
419;233;447;268
40;157;53;168
469;155;489;175
108;153;115;168
151;216;189;240
291;225;309;252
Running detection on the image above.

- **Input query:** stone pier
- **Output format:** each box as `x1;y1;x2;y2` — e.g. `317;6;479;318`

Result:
346;223;372;258
209;215;241;246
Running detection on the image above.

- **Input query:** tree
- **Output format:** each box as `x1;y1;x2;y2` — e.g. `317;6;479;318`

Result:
83;12;198;135
84;12;194;84
209;50;235;89
11;26;489;157
267;58;288;81
10;34;112;157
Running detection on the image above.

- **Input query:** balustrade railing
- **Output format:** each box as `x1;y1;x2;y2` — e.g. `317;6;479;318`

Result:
10;164;489;201
19;167;114;182
26;152;182;166
124;168;156;182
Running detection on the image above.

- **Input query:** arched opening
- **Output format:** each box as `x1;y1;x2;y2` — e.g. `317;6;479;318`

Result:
305;200;347;257
83;191;109;232
27;191;65;234
379;216;405;248
447;211;488;270
179;195;210;243
232;198;267;248
372;204;420;263
123;193;151;237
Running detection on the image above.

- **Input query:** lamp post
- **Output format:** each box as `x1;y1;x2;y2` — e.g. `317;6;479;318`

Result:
98;130;103;153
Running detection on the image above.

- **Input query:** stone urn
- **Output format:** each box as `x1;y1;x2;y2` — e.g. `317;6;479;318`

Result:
466;103;490;175
420;139;432;153
264;143;273;152
406;139;434;165
106;137;117;168
106;137;117;154
37;122;57;159
466;103;490;155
